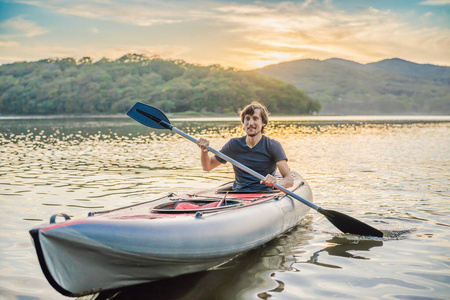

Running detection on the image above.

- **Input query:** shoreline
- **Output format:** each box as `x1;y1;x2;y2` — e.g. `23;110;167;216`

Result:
1;114;449;122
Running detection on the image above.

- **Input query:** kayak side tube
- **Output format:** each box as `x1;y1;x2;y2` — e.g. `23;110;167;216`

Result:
29;173;313;296
29;228;77;297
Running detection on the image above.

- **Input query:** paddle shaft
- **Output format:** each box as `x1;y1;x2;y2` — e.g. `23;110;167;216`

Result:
175;123;382;235
131;104;384;237
166;122;321;212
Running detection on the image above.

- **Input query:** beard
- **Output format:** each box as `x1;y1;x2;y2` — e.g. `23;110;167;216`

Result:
246;127;260;137
245;124;266;137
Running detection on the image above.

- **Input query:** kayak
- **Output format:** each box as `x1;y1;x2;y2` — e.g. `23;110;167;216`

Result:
29;172;312;297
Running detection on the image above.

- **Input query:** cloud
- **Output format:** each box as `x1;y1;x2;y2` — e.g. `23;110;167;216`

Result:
5;0;450;68
0;16;49;38
419;0;450;5
16;0;214;26
210;1;450;68
0;42;191;64
0;41;20;47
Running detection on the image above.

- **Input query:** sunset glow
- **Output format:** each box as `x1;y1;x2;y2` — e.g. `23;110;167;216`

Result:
0;0;449;69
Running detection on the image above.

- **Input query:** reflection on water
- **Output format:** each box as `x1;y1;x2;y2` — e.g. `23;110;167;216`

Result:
307;236;384;269
0;117;449;299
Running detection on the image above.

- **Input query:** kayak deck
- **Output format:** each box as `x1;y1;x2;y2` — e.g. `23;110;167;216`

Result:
29;172;312;296
87;180;304;218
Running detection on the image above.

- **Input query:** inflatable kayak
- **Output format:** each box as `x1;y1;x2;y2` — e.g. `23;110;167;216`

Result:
29;172;312;297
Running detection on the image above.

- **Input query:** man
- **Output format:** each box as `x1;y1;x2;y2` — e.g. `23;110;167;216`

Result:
197;101;293;192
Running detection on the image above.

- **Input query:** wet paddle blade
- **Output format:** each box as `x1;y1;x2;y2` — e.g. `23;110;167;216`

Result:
127;102;171;130
320;209;384;237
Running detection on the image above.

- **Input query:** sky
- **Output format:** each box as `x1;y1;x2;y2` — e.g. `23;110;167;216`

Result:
0;0;449;70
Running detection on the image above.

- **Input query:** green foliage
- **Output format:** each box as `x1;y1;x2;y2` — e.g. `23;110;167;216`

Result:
0;54;321;115
0;54;320;116
257;58;450;115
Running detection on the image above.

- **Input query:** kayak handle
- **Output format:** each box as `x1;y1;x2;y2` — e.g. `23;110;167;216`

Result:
50;213;71;224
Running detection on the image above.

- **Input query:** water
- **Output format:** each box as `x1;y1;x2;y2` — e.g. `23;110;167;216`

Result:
1;116;449;299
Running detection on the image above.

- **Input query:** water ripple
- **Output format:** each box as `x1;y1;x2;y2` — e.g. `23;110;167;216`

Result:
1;119;449;299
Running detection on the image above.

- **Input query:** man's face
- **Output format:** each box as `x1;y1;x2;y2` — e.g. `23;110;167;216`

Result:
243;108;265;137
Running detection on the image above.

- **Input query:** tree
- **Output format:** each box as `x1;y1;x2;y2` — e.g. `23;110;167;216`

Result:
0;55;321;115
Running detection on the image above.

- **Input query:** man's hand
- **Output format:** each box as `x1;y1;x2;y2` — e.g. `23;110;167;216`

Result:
197;138;210;153
261;174;277;187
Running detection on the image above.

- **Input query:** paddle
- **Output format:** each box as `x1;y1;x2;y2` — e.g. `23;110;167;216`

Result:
127;102;384;238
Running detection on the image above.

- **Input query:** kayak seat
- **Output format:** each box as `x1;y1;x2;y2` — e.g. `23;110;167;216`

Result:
214;182;280;194
174;201;239;210
174;201;221;210
151;199;243;213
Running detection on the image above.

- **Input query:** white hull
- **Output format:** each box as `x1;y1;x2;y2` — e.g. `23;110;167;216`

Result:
30;172;312;296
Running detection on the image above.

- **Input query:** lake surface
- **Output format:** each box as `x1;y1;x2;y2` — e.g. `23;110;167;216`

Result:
1;116;449;299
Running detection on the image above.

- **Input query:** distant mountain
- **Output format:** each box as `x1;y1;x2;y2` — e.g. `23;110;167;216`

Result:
255;58;450;115
366;58;449;81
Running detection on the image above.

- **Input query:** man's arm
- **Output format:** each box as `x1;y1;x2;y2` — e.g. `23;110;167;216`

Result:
260;159;293;188
198;138;222;171
276;159;293;188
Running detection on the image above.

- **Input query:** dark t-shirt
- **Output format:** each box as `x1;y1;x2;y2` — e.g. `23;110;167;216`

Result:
215;135;288;192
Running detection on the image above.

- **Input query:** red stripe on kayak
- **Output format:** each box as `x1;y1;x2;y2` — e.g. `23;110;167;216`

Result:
110;214;179;220
226;194;277;198
40;219;98;232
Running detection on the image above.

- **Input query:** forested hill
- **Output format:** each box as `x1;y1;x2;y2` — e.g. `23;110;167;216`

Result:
256;58;450;115
0;54;321;116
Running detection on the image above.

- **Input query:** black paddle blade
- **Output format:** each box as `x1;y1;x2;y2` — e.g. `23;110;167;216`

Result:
319;209;384;237
127;102;172;130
